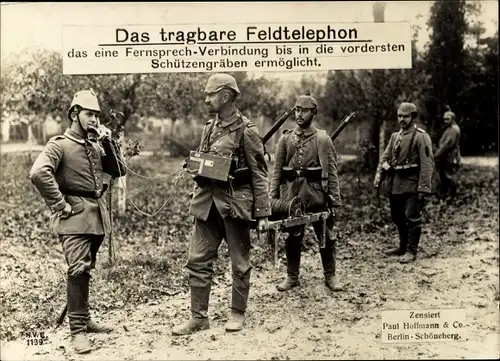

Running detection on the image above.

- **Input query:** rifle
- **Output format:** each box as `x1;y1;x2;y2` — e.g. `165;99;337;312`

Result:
266;112;356;267
263;107;296;144
330;112;356;141
236;106;296;175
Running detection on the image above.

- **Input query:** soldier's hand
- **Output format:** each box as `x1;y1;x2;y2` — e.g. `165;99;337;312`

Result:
59;203;73;219
373;174;381;188
257;218;269;233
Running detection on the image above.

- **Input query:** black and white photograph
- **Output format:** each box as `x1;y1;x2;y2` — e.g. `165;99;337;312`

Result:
1;1;498;359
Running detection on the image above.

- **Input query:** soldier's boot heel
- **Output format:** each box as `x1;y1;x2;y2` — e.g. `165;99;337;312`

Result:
399;252;416;263
71;334;92;354
172;318;210;336
276;277;300;291
172;286;211;336
325;275;343;291
384;247;406;256
86;320;113;333
225;310;245;332
68;275;92;354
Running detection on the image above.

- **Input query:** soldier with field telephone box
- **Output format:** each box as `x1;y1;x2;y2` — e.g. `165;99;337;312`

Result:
177;73;271;335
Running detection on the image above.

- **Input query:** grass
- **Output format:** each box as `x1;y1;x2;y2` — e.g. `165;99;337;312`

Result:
1;151;498;342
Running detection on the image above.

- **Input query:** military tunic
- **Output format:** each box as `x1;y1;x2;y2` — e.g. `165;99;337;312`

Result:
270;124;342;278
30;128;127;275
186;109;270;314
435;123;461;197
376;124;434;195
375;124;435;255
271;125;341;209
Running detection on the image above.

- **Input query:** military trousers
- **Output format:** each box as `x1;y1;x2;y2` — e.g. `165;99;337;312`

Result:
60;234;104;335
285;215;337;278
60;234;105;276
436;160;459;198
388;193;424;255
186;203;252;312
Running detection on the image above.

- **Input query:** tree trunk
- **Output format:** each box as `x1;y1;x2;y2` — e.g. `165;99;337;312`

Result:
362;1;387;171
1;116;10;143
379;119;387;158
27;123;36;145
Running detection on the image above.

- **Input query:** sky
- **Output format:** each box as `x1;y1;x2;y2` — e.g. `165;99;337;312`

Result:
1;1;498;80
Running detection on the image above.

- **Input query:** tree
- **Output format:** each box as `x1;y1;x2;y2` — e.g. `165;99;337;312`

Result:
424;0;469;144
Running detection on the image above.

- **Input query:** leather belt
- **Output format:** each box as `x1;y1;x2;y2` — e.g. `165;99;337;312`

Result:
59;184;107;199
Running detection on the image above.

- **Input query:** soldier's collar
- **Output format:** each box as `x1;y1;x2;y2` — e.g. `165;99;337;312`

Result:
64;129;85;144
401;124;417;135
216;109;239;128
294;124;316;137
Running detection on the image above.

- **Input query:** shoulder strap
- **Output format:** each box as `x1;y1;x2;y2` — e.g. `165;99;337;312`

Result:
235;117;252;167
402;125;418;164
199;120;216;152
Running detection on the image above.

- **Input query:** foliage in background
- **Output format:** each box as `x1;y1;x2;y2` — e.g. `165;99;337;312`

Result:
1;1;498;160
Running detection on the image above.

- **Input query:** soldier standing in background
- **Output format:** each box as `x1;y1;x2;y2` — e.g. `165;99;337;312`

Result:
374;102;434;263
270;95;343;292
435;110;461;199
29;90;127;354
172;74;270;335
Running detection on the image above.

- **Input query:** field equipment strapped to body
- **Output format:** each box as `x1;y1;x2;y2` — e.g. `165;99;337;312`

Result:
184;106;296;185
265;112;356;267
378;124;419;195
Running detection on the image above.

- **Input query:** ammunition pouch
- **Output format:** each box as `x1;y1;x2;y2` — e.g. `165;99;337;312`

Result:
230;166;251;186
281;166;323;183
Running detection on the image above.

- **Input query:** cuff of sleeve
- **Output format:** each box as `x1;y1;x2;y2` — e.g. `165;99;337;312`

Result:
50;198;67;213
417;185;432;194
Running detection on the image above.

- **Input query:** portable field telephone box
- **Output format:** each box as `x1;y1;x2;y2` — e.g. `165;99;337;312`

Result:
186;151;233;182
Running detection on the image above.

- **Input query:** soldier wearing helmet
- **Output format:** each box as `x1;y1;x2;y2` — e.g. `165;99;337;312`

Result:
29;89;127;354
434;109;461;199
374;102;434;263
270;94;343;292
172;73;270;336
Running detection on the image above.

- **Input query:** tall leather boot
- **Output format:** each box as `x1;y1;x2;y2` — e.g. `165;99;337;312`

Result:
277;240;301;291
321;247;343;291
385;226;408;256
226;276;250;332
400;227;420;263
84;274;113;333
172;286;211;336
67;274;92;354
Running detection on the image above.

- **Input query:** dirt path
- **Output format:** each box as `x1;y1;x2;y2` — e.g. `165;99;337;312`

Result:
2;228;498;360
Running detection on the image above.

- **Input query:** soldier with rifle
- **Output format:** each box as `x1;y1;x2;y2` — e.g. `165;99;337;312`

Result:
373;102;434;263
270;94;343;292
173;73;270;335
29;89;127;354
